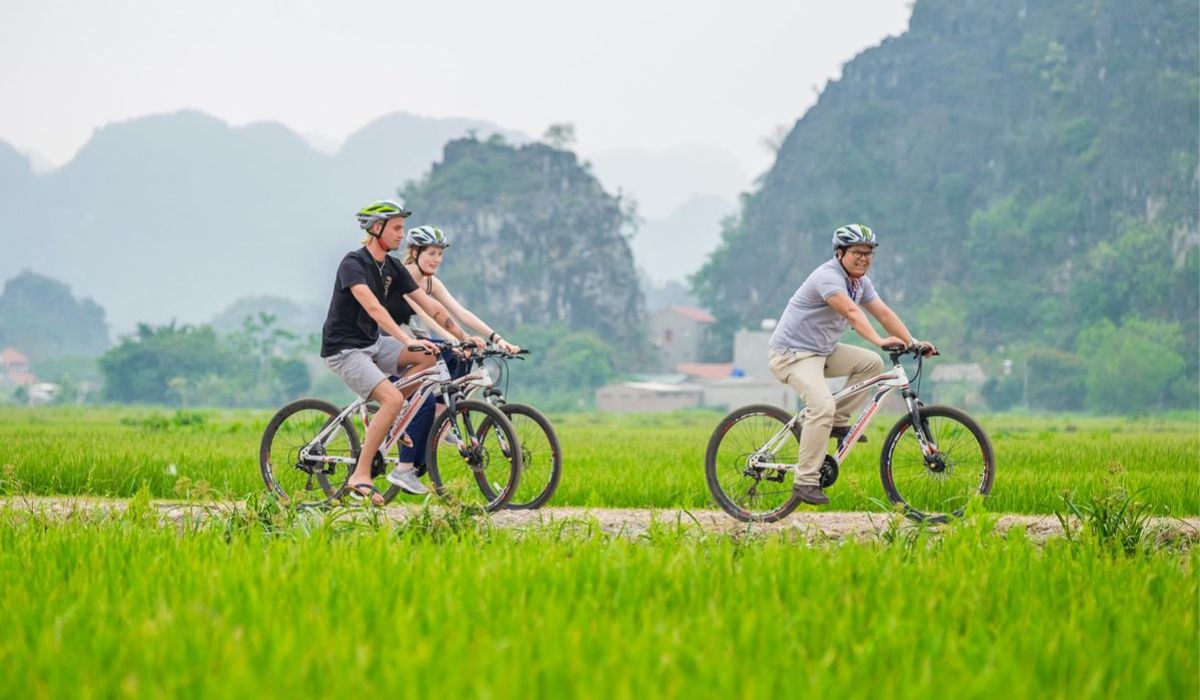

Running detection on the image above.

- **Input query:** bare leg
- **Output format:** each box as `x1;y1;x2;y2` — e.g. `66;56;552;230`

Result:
395;347;437;398
348;380;404;505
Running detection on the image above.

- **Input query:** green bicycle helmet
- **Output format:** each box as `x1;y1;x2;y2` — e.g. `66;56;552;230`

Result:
406;225;450;249
355;199;412;231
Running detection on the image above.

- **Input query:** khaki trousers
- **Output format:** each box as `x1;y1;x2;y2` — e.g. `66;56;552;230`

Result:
768;343;884;486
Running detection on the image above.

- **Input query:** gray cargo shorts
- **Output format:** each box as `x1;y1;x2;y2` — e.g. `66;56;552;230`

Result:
323;336;406;400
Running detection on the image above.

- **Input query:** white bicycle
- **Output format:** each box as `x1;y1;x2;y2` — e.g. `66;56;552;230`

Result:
258;345;522;512
704;344;995;523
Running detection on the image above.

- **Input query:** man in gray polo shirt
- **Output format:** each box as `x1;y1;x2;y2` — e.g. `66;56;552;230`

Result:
768;224;936;505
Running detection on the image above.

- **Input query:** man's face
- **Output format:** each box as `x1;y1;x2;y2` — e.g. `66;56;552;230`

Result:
840;244;875;278
378;217;406;251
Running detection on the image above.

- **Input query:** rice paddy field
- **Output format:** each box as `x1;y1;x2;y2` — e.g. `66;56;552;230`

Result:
1;407;1196;515
0;406;1197;698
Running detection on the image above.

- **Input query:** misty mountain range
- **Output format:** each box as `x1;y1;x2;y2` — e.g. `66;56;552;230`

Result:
0;111;747;335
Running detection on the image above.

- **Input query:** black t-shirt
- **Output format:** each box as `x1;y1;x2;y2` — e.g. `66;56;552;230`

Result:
320;248;419;357
383;271;431;329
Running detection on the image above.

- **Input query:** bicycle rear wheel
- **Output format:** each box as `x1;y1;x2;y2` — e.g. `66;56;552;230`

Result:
425;399;522;513
704;404;802;522
259;398;360;505
485;403;562;510
880;404;995;522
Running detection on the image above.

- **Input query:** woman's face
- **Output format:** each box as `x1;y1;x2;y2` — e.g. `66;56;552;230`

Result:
417;246;445;275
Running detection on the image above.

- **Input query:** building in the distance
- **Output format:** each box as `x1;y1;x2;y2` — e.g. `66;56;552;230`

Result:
599;318;800;413
595;381;703;413
648;306;715;372
0;347;35;387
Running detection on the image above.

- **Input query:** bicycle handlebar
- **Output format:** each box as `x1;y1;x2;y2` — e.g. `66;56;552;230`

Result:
882;342;939;359
407;339;530;361
476;346;530;360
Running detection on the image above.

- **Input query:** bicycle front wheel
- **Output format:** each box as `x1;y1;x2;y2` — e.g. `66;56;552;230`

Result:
880;404;995;522
486;403;562;510
259;398;360;505
426;399;522;513
704;404;802;522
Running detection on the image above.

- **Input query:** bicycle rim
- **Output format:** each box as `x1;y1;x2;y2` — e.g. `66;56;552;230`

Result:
497;404;561;510
427;400;521;512
881;406;994;521
259;399;358;505
705;404;801;522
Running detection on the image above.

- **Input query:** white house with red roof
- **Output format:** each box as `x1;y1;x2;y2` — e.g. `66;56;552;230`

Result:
649;305;716;372
0;347;36;386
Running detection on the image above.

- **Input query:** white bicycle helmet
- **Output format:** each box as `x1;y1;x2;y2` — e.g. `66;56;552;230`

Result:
832;224;877;249
406;225;450;248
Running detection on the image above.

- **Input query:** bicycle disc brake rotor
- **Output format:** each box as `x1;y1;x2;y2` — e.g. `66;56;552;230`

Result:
461;441;489;473
924;453;952;478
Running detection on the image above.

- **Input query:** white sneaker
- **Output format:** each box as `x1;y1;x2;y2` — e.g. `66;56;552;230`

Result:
386;466;429;495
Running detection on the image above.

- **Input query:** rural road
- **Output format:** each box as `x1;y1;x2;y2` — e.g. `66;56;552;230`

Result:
6;495;1199;543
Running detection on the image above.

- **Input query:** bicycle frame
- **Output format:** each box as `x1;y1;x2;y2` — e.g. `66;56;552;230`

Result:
748;353;939;474
296;353;496;473
461;347;529;407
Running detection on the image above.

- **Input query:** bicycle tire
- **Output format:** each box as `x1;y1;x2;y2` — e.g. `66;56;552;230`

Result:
879;404;995;523
704;404;802;523
259;398;360;504
406;399;522;513
482;403;562;510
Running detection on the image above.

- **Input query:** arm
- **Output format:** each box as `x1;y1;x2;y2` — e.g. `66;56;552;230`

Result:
861;298;916;345
825;293;904;348
404;287;472;344
430;278;514;351
411;303;458;342
861;298;937;355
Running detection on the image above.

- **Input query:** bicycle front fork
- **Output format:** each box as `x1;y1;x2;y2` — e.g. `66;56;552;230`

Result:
904;393;941;465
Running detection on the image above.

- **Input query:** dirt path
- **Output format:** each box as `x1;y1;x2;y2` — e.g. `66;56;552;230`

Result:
6;495;1199;543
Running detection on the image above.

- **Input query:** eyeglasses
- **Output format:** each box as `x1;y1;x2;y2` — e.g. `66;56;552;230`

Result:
846;249;875;260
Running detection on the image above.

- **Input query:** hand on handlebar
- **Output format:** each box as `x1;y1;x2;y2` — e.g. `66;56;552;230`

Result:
878;336;907;350
914;341;939;357
409;339;440;356
496;338;521;354
462;335;486;350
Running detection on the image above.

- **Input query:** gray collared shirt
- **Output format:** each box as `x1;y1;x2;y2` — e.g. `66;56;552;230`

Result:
768;257;879;356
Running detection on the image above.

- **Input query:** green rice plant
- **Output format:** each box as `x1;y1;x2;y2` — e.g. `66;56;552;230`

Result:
0;510;1194;699
1;407;1197;515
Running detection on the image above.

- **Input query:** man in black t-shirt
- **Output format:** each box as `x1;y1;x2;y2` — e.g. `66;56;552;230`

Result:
321;199;475;504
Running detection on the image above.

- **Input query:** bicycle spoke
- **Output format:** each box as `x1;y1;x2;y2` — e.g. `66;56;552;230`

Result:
260;400;357;504
506;407;558;508
708;408;799;520
428;400;520;512
883;409;993;518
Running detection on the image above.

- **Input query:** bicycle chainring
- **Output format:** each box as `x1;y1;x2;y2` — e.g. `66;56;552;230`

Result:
819;455;840;488
370;451;387;479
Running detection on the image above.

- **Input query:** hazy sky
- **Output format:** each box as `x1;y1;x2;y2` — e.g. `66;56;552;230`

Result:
0;0;912;175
